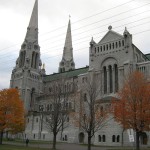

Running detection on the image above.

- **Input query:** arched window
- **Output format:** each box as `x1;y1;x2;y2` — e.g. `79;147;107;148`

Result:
84;93;87;102
100;46;102;51
98;135;101;142
109;65;113;93
103;45;105;51
112;43;114;49
117;135;120;142
106;44;108;50
95;47;96;53
116;42;118;48
109;43;111;50
119;41;121;47
103;66;107;94
65;135;68;141
112;135;115;142
98;47;99;52
102;135;106;142
114;64;118;92
31;52;35;68
122;40;124;46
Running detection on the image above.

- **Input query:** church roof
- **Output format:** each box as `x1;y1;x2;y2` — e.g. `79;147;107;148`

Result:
44;66;89;82
98;27;123;44
145;53;150;60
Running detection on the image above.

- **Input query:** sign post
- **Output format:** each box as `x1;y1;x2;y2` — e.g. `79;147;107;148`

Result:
127;129;135;150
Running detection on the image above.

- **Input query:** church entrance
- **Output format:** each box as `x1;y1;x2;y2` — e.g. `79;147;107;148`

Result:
140;132;148;145
79;132;84;143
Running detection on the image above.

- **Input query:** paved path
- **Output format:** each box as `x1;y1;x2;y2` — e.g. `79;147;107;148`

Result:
4;141;117;150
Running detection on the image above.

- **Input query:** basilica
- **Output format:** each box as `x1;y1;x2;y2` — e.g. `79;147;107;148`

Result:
10;0;150;146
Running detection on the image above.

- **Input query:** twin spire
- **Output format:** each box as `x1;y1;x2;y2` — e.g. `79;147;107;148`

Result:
25;0;75;73
59;19;75;73
25;0;38;42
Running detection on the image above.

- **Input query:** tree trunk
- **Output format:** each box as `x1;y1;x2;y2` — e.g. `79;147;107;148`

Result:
0;131;3;145
136;130;140;150
87;132;91;150
52;133;57;150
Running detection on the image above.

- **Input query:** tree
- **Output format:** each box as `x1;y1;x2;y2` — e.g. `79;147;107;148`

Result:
112;71;150;150
40;78;74;150
72;71;109;150
0;88;25;144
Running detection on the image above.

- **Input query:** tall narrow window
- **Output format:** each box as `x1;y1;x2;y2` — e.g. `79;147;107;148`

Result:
31;52;35;68
109;43;111;50
122;40;124;46
112;135;115;142
119;41;121;47
109;65;113;93
104;66;107;94
116;42;118;48
117;135;120;142
114;64;118;92
98;135;101;142
102;135;106;142
19;52;23;67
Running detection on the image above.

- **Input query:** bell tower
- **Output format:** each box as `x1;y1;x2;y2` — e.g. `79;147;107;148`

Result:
10;0;44;111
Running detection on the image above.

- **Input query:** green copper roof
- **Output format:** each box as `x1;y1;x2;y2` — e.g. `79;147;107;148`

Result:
43;66;89;82
145;53;150;60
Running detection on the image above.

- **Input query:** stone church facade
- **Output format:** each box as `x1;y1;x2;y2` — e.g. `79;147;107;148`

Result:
10;0;150;147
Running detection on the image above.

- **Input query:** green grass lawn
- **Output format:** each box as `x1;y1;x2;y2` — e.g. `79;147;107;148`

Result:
0;144;48;150
4;138;52;144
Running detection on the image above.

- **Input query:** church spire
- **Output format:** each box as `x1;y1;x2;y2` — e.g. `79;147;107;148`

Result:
25;0;38;42
58;19;75;73
28;0;38;29
63;19;73;61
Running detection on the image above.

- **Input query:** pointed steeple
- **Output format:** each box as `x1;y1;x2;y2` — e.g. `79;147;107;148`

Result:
58;19;75;73
18;0;41;71
63;19;73;61
28;0;38;29
25;0;38;42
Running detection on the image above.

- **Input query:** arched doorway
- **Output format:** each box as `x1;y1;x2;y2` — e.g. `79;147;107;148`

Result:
79;132;84;143
140;132;148;145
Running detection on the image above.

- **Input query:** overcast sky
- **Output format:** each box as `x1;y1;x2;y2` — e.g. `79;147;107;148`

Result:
0;0;150;89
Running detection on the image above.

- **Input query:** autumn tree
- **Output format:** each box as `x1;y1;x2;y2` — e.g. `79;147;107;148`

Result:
72;71;109;150
112;71;150;150
0;88;25;144
40;77;74;150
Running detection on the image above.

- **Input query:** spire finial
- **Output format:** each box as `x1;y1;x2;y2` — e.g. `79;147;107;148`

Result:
108;25;112;30
69;15;71;19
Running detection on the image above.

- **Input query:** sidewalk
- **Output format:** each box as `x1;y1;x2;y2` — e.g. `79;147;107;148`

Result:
3;141;115;150
3;141;139;150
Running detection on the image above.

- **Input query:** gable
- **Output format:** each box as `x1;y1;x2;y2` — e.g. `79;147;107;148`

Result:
99;30;123;44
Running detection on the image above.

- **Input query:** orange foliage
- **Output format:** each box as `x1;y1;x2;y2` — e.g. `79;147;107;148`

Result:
0;88;25;133
112;71;150;131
